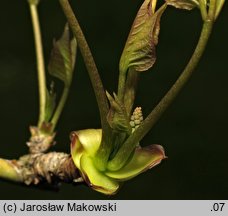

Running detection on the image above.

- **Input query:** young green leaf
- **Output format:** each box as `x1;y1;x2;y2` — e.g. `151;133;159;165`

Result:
48;24;77;87
106;91;131;133
119;0;167;75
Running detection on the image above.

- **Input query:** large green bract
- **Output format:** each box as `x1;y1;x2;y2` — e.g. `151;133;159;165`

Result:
71;129;165;195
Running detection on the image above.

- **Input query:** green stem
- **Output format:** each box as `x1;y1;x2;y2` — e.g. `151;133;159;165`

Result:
59;0;113;170
117;71;127;103
28;0;40;4
124;68;139;116
208;0;217;20
215;0;225;20
59;0;109;128
199;0;207;21
50;86;69;131
108;20;214;171
29;2;47;128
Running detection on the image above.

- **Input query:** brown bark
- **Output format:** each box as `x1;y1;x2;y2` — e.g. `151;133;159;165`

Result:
17;152;80;185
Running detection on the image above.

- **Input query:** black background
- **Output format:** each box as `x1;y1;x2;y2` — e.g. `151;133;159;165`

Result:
0;0;227;199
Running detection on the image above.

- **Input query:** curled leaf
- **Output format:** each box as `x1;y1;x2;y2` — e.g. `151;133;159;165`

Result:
48;24;77;87
165;0;200;10
70;129;102;169
119;0;167;75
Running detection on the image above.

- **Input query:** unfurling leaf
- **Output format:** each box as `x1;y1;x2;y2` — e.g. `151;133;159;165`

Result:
48;24;77;87
119;0;167;75
165;0;200;10
106;91;131;133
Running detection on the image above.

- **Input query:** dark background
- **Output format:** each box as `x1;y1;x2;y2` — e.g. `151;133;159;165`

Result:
0;0;227;199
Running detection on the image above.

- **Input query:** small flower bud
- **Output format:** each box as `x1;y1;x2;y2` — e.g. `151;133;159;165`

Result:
130;107;144;133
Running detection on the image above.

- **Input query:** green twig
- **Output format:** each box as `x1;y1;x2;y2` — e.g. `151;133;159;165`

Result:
29;2;47;128
50;87;69;131
58;0;109;129
108;20;214;171
199;0;207;21
0;158;23;182
59;0;113;170
124;68;139;116
117;72;126;103
208;0;217;20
